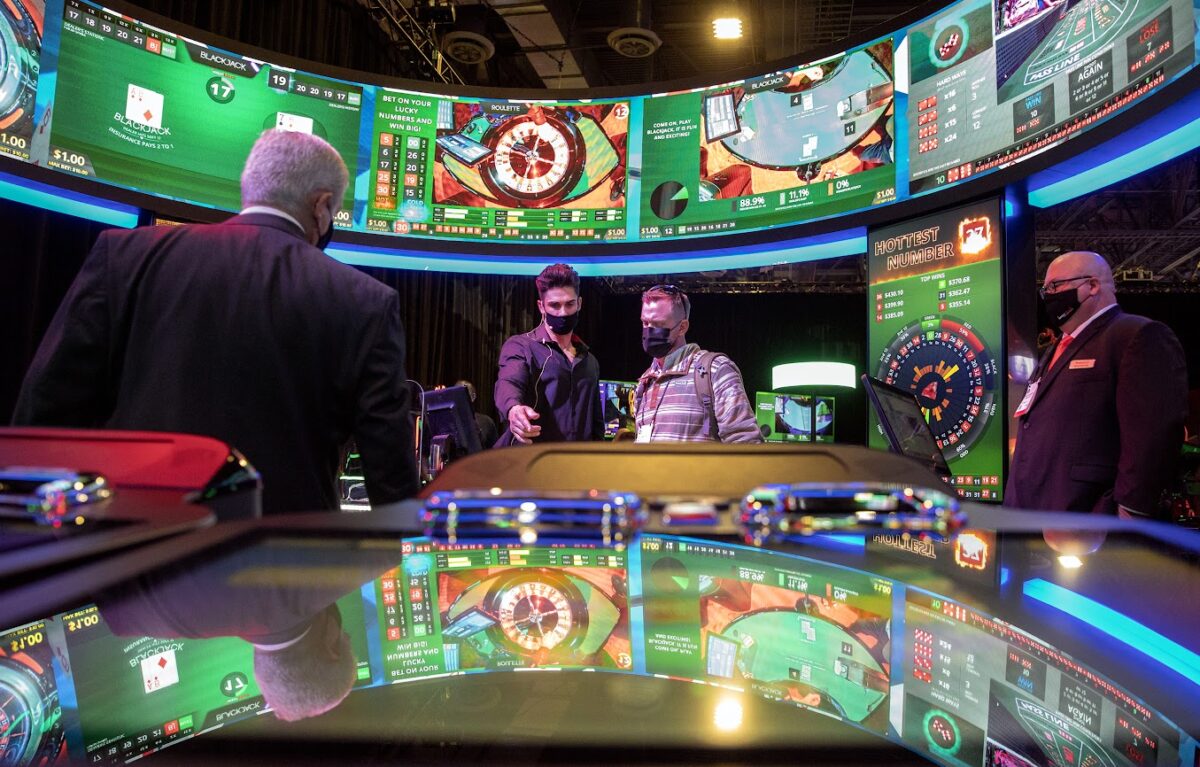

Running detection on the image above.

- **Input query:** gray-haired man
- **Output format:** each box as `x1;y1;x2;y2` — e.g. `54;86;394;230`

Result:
14;129;419;513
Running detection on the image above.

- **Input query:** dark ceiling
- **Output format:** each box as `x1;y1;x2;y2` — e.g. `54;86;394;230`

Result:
356;0;926;89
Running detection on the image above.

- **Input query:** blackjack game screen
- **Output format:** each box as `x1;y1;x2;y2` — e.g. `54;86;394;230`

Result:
637;38;898;241
47;0;363;219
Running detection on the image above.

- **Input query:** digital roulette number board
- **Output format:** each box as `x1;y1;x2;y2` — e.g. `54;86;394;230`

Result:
867;198;1005;500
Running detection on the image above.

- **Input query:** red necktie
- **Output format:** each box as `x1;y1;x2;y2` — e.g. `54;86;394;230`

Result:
1048;333;1073;370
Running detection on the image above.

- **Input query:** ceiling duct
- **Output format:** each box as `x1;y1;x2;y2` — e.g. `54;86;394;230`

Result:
485;0;589;89
608;0;660;59
441;7;495;64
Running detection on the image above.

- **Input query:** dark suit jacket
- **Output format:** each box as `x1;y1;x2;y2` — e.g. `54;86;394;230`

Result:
1005;307;1187;515
13;213;419;514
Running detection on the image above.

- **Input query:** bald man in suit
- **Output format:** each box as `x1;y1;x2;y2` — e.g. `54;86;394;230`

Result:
1005;251;1187;517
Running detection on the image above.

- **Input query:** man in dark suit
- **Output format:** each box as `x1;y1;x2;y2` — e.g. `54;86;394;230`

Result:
13;130;418;514
1006;251;1187;517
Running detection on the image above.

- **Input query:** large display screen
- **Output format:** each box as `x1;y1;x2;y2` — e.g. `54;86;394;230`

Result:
2;0;1198;247
365;91;629;241
906;0;1195;194
754;391;837;442
638;40;897;240
47;0;362;221
902;589;1185;767
867;198;1005;501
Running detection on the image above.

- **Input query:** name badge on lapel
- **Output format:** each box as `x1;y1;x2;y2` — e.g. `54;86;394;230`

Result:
1069;359;1096;370
1014;380;1038;418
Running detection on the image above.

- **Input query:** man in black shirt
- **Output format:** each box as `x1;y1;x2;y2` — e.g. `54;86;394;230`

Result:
494;263;603;445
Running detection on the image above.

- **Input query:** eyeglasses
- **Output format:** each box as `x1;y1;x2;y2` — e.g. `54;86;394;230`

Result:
1039;275;1094;298
644;283;691;318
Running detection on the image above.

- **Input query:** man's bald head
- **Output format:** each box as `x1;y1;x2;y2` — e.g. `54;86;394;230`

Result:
1041;250;1118;334
1047;251;1115;289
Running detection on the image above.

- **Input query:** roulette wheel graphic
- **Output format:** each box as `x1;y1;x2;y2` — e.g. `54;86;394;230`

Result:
0;646;64;767
0;0;40;137
480;109;584;208
876;314;998;458
444;568;622;665
493;573;584;652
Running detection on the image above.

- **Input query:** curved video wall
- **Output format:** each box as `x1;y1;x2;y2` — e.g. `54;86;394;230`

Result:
4;536;1196;765
0;0;1197;250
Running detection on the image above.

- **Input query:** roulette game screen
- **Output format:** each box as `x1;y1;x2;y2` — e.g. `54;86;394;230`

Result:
365;92;629;242
867;198;1004;500
0;619;65;766
372;540;633;684
0;0;41;161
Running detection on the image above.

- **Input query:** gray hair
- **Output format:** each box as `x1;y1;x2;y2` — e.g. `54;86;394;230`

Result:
241;129;348;215
253;609;356;722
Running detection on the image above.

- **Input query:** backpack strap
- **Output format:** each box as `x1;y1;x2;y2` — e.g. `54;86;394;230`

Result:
693;351;720;441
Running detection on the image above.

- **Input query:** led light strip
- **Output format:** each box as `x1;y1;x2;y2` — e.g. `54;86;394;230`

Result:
1023;578;1200;688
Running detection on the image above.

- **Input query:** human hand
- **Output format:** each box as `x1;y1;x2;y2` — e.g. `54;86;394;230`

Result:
507;405;542;444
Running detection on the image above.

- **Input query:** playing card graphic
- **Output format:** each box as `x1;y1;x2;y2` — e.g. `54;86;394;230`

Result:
275;111;314;134
126;84;164;128
141;648;180;693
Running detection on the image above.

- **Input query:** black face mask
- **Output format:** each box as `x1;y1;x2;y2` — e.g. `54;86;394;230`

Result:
545;311;579;336
315;216;335;251
1042;287;1083;329
642;326;675;358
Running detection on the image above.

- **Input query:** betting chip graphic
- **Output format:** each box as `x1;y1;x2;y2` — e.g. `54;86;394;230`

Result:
126;84;165;128
958;215;992;256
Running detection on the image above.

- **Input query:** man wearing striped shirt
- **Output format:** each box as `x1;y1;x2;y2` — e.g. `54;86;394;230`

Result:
632;285;763;443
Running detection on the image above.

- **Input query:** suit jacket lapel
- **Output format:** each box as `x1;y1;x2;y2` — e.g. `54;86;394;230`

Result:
1034;307;1122;398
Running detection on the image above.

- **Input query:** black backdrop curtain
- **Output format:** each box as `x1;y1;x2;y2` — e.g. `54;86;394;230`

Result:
8;195;1200;440
1;193;873;440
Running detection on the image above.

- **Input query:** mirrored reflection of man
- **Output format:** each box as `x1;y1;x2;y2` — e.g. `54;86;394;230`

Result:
633;285;762;443
1006;251;1188;517
494;263;603;446
96;541;404;721
12;129;418;514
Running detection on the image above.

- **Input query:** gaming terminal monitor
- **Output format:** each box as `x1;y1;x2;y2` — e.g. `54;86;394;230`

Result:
422;385;483;457
862;375;951;481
